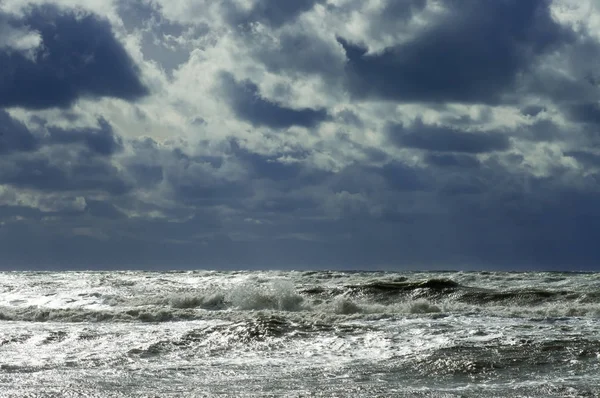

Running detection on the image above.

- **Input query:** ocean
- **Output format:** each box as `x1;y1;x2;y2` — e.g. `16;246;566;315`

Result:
0;270;598;397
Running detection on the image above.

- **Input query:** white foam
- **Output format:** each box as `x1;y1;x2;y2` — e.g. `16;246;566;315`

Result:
1;269;599;397
225;279;305;311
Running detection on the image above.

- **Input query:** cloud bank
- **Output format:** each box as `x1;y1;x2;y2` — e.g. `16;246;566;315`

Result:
1;0;600;270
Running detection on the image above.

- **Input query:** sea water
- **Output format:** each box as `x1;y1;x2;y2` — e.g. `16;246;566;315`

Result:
0;270;599;397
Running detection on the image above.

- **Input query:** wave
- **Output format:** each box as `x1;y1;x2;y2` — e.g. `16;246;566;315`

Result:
168;293;226;310
347;278;461;293
226;280;305;311
3;301;597;324
304;277;600;307
412;337;600;378
1;276;599;323
0;306;200;323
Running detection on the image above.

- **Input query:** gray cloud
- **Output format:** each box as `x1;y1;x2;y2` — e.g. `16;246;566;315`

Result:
1;0;600;270
388;120;511;154
219;72;329;129
564;150;600;167
567;102;600;124
0;111;39;154
46;118;123;156
84;199;127;220
1;128;599;269
339;0;571;103
0;5;148;110
0;112;129;194
0;156;130;195
424;153;482;169
515;119;564;142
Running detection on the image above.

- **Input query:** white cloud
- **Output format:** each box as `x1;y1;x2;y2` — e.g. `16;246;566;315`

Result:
0;24;41;57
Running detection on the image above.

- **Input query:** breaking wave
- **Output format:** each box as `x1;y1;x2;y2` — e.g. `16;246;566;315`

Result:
1;273;599;323
1;271;599;397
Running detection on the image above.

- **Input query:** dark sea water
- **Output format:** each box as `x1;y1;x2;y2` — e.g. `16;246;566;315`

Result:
0;270;599;397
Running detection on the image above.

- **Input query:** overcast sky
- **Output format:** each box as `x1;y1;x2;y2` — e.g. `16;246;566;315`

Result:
1;0;600;270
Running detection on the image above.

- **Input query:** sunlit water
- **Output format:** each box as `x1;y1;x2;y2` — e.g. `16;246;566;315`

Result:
1;270;599;397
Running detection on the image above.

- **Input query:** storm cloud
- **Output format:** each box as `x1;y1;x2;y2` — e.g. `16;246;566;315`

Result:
339;0;572;103
0;5;148;109
0;0;599;270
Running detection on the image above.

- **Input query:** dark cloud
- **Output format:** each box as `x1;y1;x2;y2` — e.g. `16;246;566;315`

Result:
219;72;328;129
121;141;246;204
226;141;326;185
564;150;600;167
255;195;321;215
379;162;430;192
567;103;600;124
126;163;164;188
0;111;39;154
46;118;123;156
0;157;70;191
1;111;123;157
0;113;130;194
328;162;427;197
0;205;45;222
517;119;563;142
164;149;250;204
0;156;130;194
0;5;148;110
238;151;302;182
424;153;481;169
3;141;600;270
339;0;571;103
84;199;126;220
438;178;486;196
446;181;600;268
2;1;600;271
388;120;511;153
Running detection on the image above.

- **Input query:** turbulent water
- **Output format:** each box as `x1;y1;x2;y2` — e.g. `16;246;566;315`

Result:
0;271;599;397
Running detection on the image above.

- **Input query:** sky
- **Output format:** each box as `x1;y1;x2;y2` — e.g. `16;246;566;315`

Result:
1;0;600;270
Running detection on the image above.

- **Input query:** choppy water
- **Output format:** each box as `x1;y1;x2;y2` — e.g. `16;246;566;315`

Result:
0;270;599;397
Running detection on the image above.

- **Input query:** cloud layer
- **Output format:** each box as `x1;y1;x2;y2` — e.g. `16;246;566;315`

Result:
1;0;600;270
